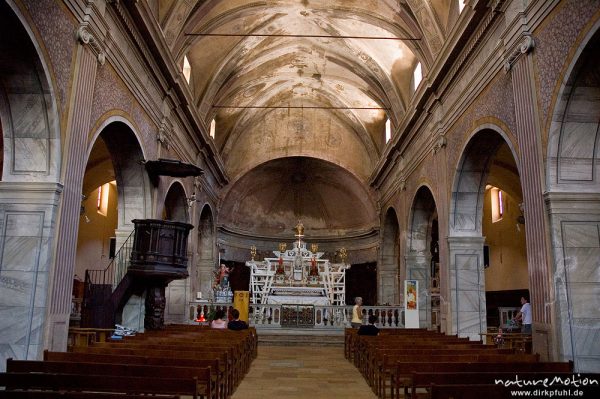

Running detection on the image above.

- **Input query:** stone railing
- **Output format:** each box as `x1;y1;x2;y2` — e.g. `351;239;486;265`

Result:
188;301;405;329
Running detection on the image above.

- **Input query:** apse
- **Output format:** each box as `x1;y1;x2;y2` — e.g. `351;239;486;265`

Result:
219;156;377;238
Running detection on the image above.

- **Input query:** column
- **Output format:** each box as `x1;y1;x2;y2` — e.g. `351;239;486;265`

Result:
447;236;486;340
405;253;432;327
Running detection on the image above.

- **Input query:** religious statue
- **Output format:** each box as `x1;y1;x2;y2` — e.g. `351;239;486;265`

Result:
294;221;304;237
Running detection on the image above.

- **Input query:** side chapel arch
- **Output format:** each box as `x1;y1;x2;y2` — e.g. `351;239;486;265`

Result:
407;186;438;328
380;207;400;304
448;126;522;338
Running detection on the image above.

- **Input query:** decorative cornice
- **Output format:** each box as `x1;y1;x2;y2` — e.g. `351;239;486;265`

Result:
503;33;535;72
76;25;106;65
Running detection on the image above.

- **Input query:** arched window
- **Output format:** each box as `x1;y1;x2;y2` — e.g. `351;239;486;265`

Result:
183;55;192;84
209;119;216;139
385;118;392;144
413;62;422;91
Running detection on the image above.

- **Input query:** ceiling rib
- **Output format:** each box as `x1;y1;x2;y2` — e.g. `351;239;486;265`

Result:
213;105;390;110
185;32;421;41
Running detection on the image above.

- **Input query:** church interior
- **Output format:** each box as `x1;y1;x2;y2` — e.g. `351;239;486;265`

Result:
1;0;599;391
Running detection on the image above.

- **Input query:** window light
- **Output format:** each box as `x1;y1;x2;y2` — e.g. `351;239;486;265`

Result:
490;186;503;223
413;62;422;91
385;118;392;143
183;55;192;84
458;0;466;13
210;119;216;139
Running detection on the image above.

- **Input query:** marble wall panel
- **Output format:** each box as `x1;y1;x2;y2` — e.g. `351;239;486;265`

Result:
1;236;40;272
121;293;145;332
566;284;600;319
165;279;187;322
562;223;599;247
564;250;600;283
12;138;48;173
7;94;47;139
0;271;35;307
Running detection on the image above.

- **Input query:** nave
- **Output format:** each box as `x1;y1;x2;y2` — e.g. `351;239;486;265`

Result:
231;345;376;399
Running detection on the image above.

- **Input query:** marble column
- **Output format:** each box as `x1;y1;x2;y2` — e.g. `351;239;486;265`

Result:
0;182;62;371
447;236;486;340
545;192;600;372
45;41;100;352
506;33;555;359
405;253;432;327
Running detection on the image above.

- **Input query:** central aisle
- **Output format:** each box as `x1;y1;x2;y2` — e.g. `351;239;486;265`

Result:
231;345;378;399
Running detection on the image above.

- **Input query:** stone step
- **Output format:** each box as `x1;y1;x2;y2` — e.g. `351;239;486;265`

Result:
258;333;344;347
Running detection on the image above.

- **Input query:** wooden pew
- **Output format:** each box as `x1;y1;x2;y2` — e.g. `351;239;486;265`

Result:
0;372;199;398
409;372;576;399
46;351;227;399
393;361;573;399
0;392;179;399
6;358;215;399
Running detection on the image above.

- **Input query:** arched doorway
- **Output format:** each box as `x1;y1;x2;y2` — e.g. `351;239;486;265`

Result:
76;121;150;329
546;27;600;372
0;1;61;367
380;208;400;305
162;181;190;323
163;182;189;222
196;205;215;299
449;128;527;339
407;186;438;329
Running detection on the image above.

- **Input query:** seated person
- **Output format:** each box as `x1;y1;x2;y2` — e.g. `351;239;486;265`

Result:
210;309;228;329
357;315;379;336
227;309;248;331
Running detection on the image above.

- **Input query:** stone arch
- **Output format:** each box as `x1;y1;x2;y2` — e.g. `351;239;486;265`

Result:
380;207;400;304
90;120;151;239
545;25;600;372
0;0;60;182
163;181;189;223
196;204;215;299
448;126;522;338
406;185;438;328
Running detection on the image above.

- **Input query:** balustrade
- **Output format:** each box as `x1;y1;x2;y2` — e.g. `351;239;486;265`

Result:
188;301;404;329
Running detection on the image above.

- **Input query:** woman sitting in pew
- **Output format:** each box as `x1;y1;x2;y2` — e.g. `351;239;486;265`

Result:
211;309;228;329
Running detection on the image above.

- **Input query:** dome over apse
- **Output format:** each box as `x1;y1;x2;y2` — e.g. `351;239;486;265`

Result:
219;157;377;238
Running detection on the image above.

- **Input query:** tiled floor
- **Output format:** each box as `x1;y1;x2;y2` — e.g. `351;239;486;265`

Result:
232;345;378;399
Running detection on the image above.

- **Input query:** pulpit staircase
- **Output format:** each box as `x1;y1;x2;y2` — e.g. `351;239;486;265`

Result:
81;230;139;328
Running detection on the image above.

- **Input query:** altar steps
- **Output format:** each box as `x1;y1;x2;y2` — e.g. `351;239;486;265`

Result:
257;330;344;347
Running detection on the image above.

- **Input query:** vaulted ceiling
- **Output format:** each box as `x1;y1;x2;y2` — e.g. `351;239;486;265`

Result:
149;0;462;235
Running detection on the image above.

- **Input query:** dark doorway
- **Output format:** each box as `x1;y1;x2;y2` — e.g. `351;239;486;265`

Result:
345;262;377;305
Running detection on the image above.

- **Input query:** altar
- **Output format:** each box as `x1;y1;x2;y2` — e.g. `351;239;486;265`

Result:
245;222;349;306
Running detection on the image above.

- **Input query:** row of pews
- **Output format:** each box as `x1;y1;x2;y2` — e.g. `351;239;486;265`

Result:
346;328;575;399
0;324;257;399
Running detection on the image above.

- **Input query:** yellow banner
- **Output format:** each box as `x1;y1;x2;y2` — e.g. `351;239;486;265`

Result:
233;291;250;322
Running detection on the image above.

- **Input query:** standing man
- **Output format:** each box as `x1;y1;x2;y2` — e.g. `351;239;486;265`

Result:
514;296;532;334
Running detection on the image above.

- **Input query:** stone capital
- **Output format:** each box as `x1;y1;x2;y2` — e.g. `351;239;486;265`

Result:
76;25;106;65
503;33;535;72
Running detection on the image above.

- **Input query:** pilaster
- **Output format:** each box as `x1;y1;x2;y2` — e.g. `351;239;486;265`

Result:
45;29;103;351
505;31;555;359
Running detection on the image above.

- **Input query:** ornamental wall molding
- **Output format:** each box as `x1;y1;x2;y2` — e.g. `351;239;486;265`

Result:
504;33;535;71
76;25;106;65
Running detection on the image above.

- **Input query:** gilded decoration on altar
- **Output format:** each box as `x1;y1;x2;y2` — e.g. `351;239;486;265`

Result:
245;222;349;306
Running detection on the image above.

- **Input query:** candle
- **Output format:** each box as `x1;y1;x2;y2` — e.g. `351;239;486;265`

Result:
196;291;202;300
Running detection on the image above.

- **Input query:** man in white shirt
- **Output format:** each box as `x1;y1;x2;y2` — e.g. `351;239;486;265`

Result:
515;296;532;334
